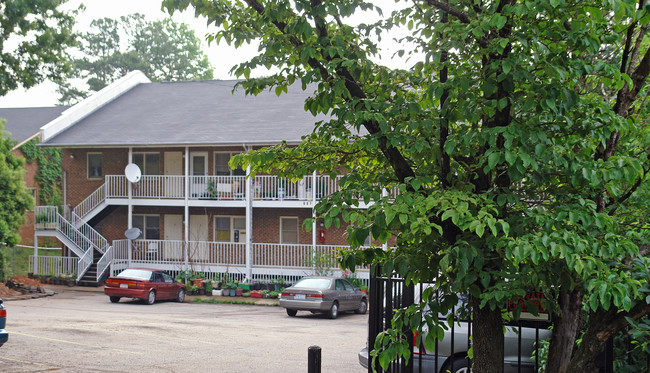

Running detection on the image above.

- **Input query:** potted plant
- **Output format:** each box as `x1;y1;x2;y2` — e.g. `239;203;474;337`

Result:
223;281;236;296
205;280;213;296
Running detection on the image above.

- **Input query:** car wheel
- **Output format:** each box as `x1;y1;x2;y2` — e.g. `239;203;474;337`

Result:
176;288;185;303
441;356;471;373
286;309;298;317
355;298;368;314
327;301;339;319
109;296;120;303
146;290;156;305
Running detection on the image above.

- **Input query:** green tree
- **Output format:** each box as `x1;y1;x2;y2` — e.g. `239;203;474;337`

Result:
0;0;77;96
0;122;33;247
164;0;650;371
57;13;214;105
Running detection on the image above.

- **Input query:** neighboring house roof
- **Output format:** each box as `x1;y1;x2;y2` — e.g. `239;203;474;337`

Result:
0;106;69;149
41;74;323;148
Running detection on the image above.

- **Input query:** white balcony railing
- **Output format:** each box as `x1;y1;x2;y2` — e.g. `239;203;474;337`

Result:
112;239;347;270
29;256;79;277
101;174;344;202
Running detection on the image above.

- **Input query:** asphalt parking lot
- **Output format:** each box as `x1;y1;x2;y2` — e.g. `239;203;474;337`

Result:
0;286;368;372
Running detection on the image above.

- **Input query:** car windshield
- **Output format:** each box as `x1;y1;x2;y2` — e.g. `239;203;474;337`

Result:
294;278;331;289
116;269;152;281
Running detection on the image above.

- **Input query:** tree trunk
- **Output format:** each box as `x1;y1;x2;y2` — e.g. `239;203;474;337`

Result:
546;289;583;373
472;298;504;373
567;302;650;372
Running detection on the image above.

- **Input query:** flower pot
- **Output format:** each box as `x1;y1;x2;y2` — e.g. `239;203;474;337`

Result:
235;289;243;296
222;289;231;296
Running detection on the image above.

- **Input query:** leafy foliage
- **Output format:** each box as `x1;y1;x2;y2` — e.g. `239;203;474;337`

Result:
0;122;33;246
0;0;77;96
57;13;214;104
20;140;62;206
164;0;650;371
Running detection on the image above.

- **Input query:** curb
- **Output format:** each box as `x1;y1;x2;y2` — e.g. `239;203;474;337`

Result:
1;289;57;301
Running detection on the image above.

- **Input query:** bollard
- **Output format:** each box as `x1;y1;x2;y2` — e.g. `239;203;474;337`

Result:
308;345;321;373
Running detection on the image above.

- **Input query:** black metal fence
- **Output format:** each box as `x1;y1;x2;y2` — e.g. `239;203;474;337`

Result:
365;267;624;373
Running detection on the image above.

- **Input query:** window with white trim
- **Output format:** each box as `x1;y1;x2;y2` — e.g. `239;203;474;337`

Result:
132;215;160;240
280;217;299;244
214;216;246;242
214;152;245;176
87;153;102;179
133;152;160;175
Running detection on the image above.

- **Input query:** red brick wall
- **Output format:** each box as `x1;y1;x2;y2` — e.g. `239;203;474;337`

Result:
60;146;378;247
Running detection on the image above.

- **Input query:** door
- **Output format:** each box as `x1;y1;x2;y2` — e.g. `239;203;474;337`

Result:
163;214;183;260
190;152;208;197
189;215;209;262
164;152;183;197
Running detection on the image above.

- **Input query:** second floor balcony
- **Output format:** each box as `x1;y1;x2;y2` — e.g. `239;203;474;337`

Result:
98;174;342;208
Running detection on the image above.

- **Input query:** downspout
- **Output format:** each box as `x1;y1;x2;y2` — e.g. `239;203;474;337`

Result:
244;144;253;282
184;147;189;270
63;171;67;207
128;148;133;267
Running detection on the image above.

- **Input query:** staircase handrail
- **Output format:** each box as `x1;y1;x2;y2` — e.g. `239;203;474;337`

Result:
77;246;94;282
73;183;106;220
70;211;109;254
96;245;113;282
57;214;96;256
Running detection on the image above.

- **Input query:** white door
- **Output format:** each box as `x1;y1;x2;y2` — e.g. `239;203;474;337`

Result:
163;214;183;260
190;152;208;197
164;152;183;197
189;215;209;261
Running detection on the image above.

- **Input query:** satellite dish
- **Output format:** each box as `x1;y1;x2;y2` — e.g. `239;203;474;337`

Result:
124;227;142;240
125;163;142;183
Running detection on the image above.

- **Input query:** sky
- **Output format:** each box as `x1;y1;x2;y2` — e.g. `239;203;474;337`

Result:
0;0;406;108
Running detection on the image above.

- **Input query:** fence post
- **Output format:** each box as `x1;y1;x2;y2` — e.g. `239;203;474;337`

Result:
308;345;321;373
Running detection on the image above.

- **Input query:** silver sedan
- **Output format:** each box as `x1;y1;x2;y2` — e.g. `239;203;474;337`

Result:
279;277;368;319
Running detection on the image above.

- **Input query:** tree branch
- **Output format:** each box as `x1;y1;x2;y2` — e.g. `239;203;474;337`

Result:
425;0;471;24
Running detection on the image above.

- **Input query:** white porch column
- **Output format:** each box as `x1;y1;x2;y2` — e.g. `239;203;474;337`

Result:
33;235;38;274
183;146;189;269
382;188;388;251
312;171;317;271
127;148;133;267
245;164;253;281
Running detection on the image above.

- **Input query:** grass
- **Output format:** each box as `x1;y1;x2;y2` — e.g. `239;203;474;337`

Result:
1;245;62;280
193;297;279;306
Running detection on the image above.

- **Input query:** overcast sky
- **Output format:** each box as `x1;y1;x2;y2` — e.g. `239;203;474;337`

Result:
0;0;405;108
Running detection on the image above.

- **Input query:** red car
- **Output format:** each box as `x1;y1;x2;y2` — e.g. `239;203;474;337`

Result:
104;268;185;305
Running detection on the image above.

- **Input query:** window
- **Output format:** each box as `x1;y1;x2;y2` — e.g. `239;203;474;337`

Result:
214;216;246;242
280;217;299;244
133;152;160;175
214;152;245;176
87;153;102;179
132;215;160;240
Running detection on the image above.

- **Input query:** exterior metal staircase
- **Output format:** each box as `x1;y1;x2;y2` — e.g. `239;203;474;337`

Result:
35;206;113;286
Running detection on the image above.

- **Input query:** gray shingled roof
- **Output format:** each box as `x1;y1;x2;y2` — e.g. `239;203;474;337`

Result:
42;80;324;147
0;106;68;144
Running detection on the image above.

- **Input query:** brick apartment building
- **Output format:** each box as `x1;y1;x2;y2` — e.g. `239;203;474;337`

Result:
32;71;373;285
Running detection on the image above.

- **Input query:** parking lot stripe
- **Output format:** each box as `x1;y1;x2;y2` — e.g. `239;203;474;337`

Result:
10;331;144;355
0;356;49;366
